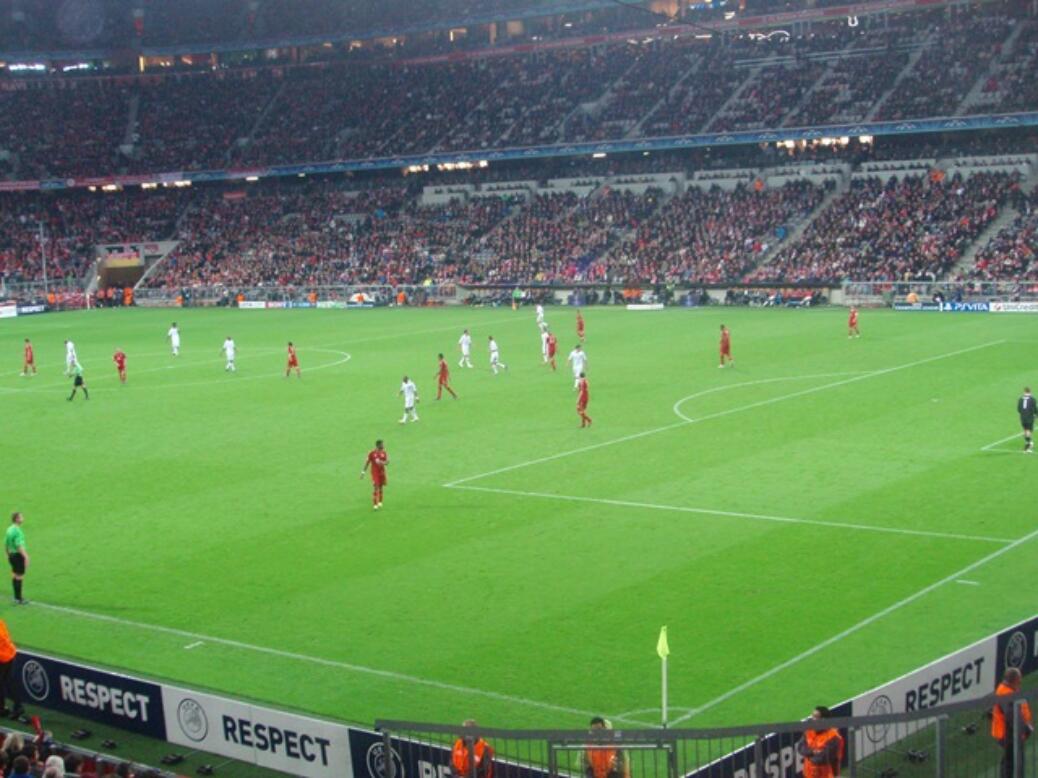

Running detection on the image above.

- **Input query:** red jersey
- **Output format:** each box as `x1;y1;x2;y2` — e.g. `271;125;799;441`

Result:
576;315;585;335
287;345;298;365
113;351;126;369
438;359;450;382
577;377;589;405
23;344;33;363
849;310;858;326
366;449;388;484
547;334;557;357
720;330;731;352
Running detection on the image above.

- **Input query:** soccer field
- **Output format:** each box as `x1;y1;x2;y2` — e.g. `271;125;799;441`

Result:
1;305;1035;733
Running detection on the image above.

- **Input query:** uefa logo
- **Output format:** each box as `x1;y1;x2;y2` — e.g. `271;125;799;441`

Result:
177;698;209;742
366;741;405;778
21;660;49;702
1005;632;1028;670
865;694;894;743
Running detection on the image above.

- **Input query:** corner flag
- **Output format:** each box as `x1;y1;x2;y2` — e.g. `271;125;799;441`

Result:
657;626;670;659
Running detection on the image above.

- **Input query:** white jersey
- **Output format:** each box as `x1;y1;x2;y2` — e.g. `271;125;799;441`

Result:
541;330;550;354
489;340;501;362
535;304;545;324
401;380;418;407
65;341;77;362
168;326;180;346
223;339;236;359
568;349;587;374
459;333;472;355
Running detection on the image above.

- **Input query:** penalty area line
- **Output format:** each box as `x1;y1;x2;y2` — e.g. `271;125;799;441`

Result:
28;601;655;727
446;341;1005;487
668;523;1038;725
981;432;1028;453
447;485;1014;544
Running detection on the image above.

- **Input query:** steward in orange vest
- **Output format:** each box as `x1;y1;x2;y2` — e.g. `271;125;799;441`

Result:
797;706;843;778
992;668;1033;778
582;717;630;778
0;619;23;717
452;720;493;778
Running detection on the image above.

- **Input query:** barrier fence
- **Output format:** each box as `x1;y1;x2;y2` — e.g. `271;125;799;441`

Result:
377;690;1036;778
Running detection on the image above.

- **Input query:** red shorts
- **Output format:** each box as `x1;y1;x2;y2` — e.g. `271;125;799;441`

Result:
720;346;731;356
288;358;299;367
371;471;386;487
577;400;588;412
438;377;449;385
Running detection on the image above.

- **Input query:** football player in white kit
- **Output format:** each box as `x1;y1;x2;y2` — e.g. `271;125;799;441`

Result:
540;323;550;363
458;329;473;368
64;339;78;376
167;322;181;357
535;304;545;327
222;337;236;372
399;376;419;423
567;344;587;390
488;336;508;374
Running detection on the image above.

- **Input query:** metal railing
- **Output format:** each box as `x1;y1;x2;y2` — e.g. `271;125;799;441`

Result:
842;280;1038;307
377;688;1038;778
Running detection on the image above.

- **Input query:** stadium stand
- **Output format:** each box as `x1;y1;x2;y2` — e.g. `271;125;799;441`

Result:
0;2;1033;180
967;189;1038;280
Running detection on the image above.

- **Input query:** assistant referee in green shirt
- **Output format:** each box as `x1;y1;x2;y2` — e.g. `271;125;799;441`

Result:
5;513;28;605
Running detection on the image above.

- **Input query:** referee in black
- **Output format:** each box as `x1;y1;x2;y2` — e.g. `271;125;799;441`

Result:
1020;387;1035;454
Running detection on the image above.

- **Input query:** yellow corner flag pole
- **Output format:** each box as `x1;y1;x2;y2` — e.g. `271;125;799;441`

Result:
657;626;670;728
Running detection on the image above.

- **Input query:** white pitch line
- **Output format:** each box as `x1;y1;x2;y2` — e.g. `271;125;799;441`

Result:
981;432;1027;452
955;580;980;586
669;523;1038;725
446;341;1005;487
184;641;204;650
448;485;1014;544
28;601;654;727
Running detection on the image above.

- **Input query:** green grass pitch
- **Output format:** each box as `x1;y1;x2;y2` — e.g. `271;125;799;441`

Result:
0;305;1035;732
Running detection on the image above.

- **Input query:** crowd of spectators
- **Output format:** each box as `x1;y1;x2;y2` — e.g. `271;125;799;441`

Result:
605;180;825;284
0;189;185;285
0;3;1032;179
751;171;1016;283
966;189;1038;280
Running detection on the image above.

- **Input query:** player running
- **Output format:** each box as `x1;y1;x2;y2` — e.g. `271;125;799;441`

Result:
1020;387;1035;453
360;439;389;510
399;376;419;423
577;372;592;427
21;339;36;377
67;363;88;401
567;344;587;390
719;324;733;368
113;348;127;384
436;354;457;400
458;329;473;368
540;324;550;364
536;303;545;328
63;339;78;377
488;336;508;374
848;307;861;339
167;322;181;357
286;342;301;378
546;331;558;371
222;337;236;372
576;309;585;342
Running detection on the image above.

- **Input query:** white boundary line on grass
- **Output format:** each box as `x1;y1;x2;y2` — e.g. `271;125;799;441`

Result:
445;340;1005;488
447;485;1014;544
981;432;1028;453
27;601;656;727
667;524;1038;725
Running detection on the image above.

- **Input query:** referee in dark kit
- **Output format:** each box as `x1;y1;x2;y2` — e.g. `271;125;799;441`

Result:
1020;387;1035;454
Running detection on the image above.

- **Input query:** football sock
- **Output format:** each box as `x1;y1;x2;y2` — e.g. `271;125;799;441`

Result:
13;580;21;600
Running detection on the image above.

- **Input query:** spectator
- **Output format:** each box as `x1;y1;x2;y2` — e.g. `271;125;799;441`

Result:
796;706;843;778
9;755;32;778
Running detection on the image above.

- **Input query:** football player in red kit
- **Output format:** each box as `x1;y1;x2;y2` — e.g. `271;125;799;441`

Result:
848;307;861;338
546;331;558;371
361;440;389;510
576;310;585;342
436;353;458;399
719;324;733;368
113;349;127;384
21;339;36;376
577;372;592;428
286;342;301;378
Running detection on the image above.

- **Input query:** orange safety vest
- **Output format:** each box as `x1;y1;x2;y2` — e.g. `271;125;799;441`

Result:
0;620;17;664
585;747;619;778
802;729;843;778
992;683;1033;741
452;738;492;778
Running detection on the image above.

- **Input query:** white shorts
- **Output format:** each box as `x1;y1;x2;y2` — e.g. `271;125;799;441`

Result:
490;354;500;365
